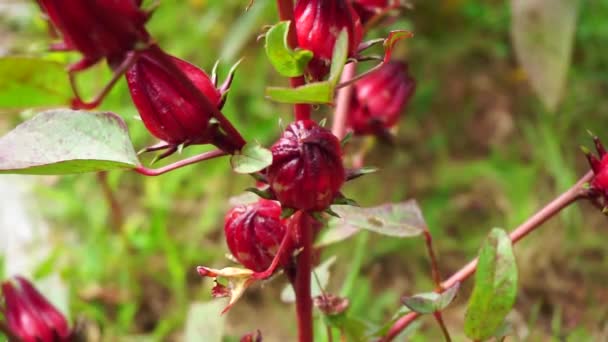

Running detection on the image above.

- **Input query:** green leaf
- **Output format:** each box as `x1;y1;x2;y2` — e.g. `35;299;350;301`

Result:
265;29;349;104
327;29;349;84
281;256;336;303
329;200;426;239
0;57;71;109
265;21;313;77
230;142;273;174
511;0;580;112
401;282;460;314
0;110;139;174
325;314;369;342
266;81;334;104
464;228;518;341
184;301;226;342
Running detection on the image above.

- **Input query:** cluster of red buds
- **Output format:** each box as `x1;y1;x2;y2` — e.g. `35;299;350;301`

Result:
294;0;363;80
584;136;608;211
0;276;71;342
37;0;153;109
348;61;416;136
37;0;244;159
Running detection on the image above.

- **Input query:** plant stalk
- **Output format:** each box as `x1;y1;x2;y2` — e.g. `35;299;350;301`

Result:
276;0;311;121
433;311;452;342
97;171;123;231
332;62;357;139
422;229;443;291
293;211;314;342
381;171;593;341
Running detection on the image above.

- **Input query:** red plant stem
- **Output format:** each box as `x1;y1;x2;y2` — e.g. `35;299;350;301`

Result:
293;211;314;342
432;311;452;342
146;45;246;151
134;150;227;176
381;171;594;341
332;62;356;139
97;171;123;231
422;229;442;291
276;0;311;121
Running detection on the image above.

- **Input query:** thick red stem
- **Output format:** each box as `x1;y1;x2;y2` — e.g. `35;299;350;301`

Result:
293;211;314;342
332;62;356;139
381;171;593;341
134;150;227;176
276;0;311;121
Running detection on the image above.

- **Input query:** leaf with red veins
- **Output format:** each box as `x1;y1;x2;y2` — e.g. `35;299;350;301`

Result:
197;266;256;314
383;30;413;63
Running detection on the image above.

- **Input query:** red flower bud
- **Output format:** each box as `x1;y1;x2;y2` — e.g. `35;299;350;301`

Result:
348;61;416;135
126;48;223;149
294;0;363;80
585;137;608;204
36;0;150;71
267;120;345;211
1;276;71;342
224;200;289;272
351;0;390;24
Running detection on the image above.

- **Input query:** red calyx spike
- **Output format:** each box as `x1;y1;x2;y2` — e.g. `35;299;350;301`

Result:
348;61;416;136
267;120;346;211
1;276;71;342
294;0;363;81
224;199;291;272
584;136;608;208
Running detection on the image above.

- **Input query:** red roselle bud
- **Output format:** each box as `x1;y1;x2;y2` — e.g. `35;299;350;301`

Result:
294;0;363;80
1;276;71;342
126;48;236;156
585;136;608;205
36;0;151;71
267;120;345;211
224;200;290;272
348;61;416;136
351;0;391;24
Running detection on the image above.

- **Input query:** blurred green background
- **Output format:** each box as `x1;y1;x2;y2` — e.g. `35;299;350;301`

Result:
0;0;607;341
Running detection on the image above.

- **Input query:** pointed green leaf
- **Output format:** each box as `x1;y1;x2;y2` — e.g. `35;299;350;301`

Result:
0;110;139;174
265;81;334;104
0;57;71;109
330;200;426;238
464;228;518;341
265;21;313;77
230;142;273;174
401;282;460;314
265;29;349;104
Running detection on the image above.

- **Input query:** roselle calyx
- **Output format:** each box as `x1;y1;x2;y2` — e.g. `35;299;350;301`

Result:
37;0;151;71
126;47;239;157
224;199;291;272
584;136;608;210
267;120;346;211
294;0;363;80
1;276;71;342
348;61;416;136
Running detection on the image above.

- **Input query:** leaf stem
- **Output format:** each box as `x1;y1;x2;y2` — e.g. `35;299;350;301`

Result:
423;229;442;291
332;62;357;140
432;311;452;342
276;0;311;121
381;171;593;341
293;211;314;342
134;150;227;176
